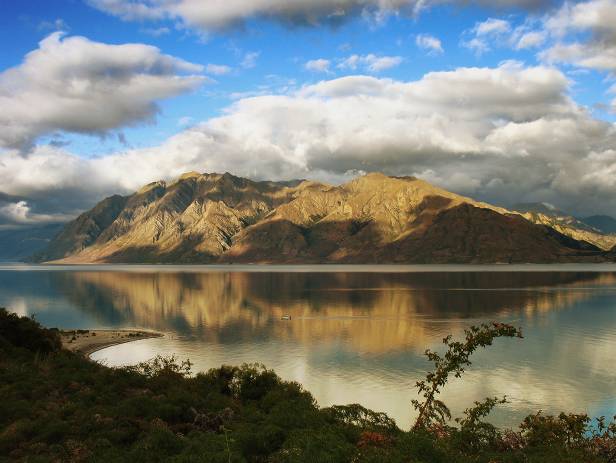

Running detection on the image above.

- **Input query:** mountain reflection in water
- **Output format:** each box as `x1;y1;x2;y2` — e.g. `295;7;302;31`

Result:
1;267;615;428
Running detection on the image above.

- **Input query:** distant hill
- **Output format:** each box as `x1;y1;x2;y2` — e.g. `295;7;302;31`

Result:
0;223;64;262
512;203;616;251
512;202;568;217
33;172;612;264
582;215;616;234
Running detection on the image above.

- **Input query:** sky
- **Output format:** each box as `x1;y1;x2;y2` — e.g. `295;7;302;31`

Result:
1;0;616;228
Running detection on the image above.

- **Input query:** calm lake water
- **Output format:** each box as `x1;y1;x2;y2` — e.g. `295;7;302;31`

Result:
1;264;616;429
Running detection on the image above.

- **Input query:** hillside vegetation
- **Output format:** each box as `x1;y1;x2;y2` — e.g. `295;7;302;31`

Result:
1;308;615;462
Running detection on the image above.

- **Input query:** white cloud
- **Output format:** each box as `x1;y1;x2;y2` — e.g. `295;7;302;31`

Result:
463;38;491;55
416;34;444;54
0;32;205;149
462;17;547;54
476;18;511;36
338;54;403;72
462;18;511;55
205;63;232;75
38;18;69;32
514;30;547;49
338;54;360;70
542;0;616;72
88;0;554;31
546;0;616;35
0;201;35;223
365;55;403;72
542;42;616;72
305;59;332;73
4;63;616;219
0;200;70;225
240;51;260;69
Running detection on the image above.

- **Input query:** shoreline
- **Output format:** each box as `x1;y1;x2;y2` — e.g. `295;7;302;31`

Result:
2;262;616;273
60;328;164;357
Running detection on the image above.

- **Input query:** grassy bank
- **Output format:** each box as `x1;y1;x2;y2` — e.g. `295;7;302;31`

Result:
1;308;614;462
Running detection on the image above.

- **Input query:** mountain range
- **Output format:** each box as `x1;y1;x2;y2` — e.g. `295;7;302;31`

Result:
30;172;616;264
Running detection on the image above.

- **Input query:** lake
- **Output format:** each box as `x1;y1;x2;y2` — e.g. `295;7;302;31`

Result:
1;264;615;429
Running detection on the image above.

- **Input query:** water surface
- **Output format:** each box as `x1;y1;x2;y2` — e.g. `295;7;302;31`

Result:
1;264;615;428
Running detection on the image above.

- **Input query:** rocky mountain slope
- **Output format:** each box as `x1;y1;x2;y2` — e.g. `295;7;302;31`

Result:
512;203;616;251
36;172;614;264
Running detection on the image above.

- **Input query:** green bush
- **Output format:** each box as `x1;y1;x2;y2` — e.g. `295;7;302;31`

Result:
1;310;615;462
0;307;61;354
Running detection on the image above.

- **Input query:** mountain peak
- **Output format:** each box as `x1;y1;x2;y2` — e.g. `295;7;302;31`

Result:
137;180;166;195
177;171;202;181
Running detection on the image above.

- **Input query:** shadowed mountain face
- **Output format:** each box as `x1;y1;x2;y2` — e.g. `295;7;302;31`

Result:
36;172;613;264
33;195;128;262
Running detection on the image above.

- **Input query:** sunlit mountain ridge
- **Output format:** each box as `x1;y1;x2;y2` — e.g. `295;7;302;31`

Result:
34;172;616;264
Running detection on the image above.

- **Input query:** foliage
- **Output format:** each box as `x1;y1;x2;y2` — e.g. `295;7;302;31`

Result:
0;309;614;462
411;322;522;430
0;307;61;354
129;354;193;379
451;396;508;453
324;404;398;433
519;411;616;461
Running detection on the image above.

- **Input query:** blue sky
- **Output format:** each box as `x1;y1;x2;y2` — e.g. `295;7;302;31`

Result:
1;1;555;154
1;0;616;225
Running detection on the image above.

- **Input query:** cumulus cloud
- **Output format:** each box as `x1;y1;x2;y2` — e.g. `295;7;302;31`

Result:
0;200;70;225
3;62;616;220
305;59;332;73
338;54;403;72
416;34;444;54
0;32;205;149
0;191;72;226
88;0;556;31
541;0;616;72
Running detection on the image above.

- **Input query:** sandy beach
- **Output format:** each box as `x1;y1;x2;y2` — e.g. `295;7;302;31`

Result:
60;329;164;357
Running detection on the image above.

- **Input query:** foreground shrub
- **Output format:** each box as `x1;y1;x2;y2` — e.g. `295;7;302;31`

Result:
0;309;614;462
0;307;61;354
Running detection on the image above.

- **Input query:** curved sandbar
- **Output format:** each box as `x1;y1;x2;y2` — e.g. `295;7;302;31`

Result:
60;329;164;357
